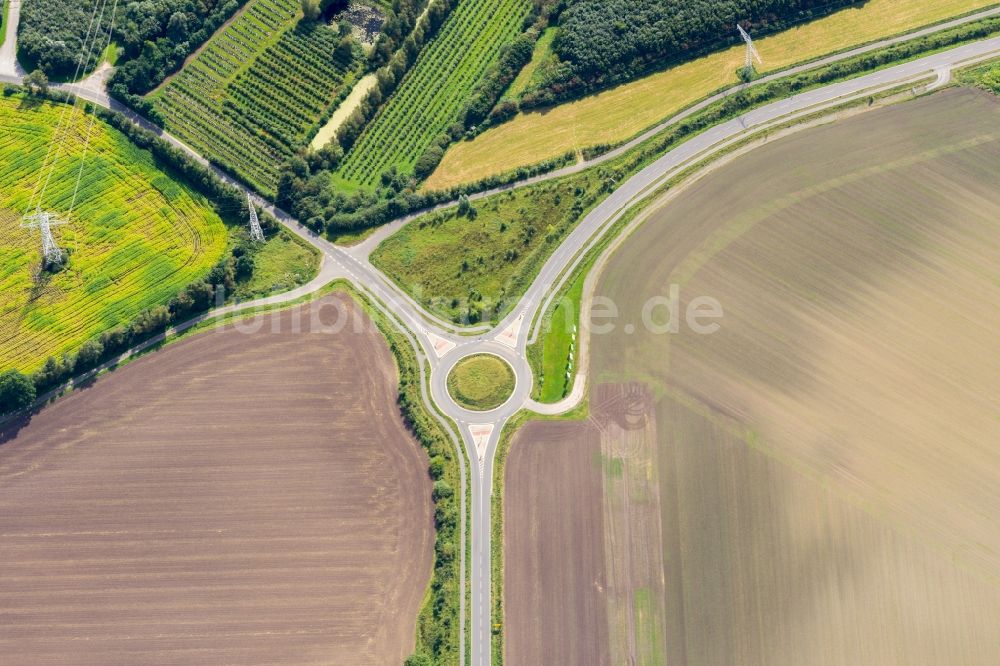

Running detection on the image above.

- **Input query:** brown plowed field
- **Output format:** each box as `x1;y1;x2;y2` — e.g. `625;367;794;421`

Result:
506;89;1000;665
503;418;610;666
0;293;433;666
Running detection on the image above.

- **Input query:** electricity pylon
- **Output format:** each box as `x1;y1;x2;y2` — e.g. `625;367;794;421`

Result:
21;210;67;266
737;24;763;71
247;193;264;242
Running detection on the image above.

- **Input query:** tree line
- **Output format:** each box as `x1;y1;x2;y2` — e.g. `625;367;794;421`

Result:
520;0;865;108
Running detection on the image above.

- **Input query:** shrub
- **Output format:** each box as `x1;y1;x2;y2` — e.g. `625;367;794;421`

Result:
0;370;37;415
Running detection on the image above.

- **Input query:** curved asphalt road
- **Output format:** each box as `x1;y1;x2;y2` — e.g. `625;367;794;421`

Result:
293;37;1000;666
3;8;1000;663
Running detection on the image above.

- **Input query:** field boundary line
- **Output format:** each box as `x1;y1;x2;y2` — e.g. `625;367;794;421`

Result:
526;75;954;416
428;3;1000;190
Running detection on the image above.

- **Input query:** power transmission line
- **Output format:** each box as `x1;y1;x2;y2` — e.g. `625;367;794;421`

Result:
21;0;116;267
70;0;120;213
737;24;763;71
248;193;265;242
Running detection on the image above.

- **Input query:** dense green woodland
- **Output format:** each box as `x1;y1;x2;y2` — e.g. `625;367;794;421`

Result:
523;0;864;105
19;0;243;79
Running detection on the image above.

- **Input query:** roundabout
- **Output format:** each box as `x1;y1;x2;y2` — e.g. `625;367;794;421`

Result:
430;340;533;423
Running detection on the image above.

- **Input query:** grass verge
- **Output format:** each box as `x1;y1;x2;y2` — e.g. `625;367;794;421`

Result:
527;266;584;402
1;0;8;50
958;54;1000;90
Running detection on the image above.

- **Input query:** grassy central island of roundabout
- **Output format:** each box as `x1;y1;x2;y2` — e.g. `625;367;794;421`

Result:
447;354;516;412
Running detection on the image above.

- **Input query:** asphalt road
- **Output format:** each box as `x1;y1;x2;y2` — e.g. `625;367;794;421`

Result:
447;35;1000;666
3;9;1000;664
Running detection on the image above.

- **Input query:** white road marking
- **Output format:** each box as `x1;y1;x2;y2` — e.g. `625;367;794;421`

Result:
495;311;525;349
468;424;493;465
428;331;457;357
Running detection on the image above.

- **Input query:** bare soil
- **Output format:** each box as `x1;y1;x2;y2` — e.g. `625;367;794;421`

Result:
0;293;433;666
508;89;1000;665
503;418;611;666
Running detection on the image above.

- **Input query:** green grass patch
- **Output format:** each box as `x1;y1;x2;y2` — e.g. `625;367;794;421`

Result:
371;177;604;325
102;41;120;67
506;26;557;98
632;587;665;666
1;0;9;50
232;230;320;300
959;56;1000;93
447;354;515;411
328;222;380;246
602;454;624;480
529;264;585;402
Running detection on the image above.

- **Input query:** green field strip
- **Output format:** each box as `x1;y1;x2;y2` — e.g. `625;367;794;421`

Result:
336;0;531;187
150;0;359;195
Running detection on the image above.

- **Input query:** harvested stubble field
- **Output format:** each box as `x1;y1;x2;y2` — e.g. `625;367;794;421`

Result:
0;294;433;665
506;89;1000;665
0;95;227;374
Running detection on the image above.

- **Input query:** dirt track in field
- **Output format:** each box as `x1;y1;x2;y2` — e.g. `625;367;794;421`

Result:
0;293;433;666
506;89;1000;665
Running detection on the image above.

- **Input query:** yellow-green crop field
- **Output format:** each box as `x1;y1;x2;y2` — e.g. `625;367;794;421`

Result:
427;0;999;189
0;96;227;373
